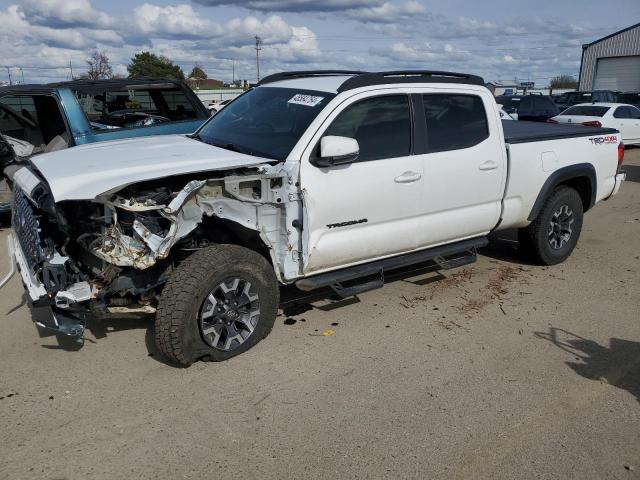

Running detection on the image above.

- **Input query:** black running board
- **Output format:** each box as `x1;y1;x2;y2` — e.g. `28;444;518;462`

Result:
296;237;488;296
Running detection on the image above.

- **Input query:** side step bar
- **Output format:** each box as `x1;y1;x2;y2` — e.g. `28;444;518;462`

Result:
296;236;488;296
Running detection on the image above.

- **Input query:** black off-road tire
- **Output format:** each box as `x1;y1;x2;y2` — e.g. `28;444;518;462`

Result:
518;186;584;265
155;244;279;366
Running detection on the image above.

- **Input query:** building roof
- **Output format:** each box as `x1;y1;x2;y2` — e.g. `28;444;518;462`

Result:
583;22;640;48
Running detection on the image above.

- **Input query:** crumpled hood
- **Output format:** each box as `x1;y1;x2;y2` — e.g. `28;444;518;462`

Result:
31;134;271;201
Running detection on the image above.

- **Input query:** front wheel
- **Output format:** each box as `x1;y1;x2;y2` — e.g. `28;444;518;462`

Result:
155;245;279;366
518;186;584;265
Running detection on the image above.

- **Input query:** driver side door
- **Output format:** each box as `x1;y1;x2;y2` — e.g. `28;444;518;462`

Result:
299;93;424;275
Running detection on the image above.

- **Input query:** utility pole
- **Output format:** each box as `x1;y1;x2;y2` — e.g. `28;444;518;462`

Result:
5;67;12;85
19;68;24;84
232;60;235;85
69;60;74;80
254;35;262;83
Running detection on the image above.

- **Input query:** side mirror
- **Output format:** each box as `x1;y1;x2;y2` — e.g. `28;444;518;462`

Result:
312;136;359;168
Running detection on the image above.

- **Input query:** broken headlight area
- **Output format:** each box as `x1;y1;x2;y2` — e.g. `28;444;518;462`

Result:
80;179;206;270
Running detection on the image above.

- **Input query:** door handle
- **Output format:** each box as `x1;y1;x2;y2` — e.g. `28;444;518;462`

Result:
394;171;422;183
478;160;499;171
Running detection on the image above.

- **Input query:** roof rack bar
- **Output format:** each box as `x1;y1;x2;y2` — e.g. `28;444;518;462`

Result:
337;70;485;92
257;70;366;86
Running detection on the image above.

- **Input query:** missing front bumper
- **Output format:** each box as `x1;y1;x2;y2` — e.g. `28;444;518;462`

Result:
4;232;89;337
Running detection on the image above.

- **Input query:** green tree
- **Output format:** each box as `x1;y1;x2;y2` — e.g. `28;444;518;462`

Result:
550;74;578;89
188;64;207;80
127;52;185;79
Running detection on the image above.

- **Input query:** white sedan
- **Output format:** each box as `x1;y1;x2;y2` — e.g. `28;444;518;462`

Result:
549;103;640;145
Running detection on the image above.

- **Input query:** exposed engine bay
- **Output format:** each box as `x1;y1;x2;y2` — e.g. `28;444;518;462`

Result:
10;161;302;322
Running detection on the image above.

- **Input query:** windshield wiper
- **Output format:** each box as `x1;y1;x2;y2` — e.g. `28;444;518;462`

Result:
206;140;255;156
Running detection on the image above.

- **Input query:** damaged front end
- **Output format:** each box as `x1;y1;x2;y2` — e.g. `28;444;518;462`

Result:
7;161;301;340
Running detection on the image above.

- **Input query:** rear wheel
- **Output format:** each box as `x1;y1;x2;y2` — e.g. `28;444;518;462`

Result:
519;186;584;265
155;244;279;366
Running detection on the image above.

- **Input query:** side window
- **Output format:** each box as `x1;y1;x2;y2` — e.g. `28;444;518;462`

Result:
324;95;411;161
629;107;640;119
423;94;489;152
0;102;28;136
614;107;631;119
159;90;198;120
0;95;53;148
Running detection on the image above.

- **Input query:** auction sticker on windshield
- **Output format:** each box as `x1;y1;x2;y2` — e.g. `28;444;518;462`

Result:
288;94;325;107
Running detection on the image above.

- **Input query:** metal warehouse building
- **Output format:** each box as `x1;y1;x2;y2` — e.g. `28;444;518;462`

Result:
578;22;640;91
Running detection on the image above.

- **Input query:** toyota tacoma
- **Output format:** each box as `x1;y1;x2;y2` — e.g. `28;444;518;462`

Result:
1;70;626;365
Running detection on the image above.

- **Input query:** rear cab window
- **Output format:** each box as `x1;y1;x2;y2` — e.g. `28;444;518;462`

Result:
562;106;610;117
423;94;489;152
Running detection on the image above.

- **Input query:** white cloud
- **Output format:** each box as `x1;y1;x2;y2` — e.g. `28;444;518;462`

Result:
192;0;383;12
134;3;223;37
20;0;113;28
346;0;425;23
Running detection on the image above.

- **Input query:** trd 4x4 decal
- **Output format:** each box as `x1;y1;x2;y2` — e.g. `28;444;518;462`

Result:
589;135;617;145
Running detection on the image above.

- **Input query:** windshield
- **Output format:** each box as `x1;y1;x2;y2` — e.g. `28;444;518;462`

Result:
195;87;335;161
561;105;609;117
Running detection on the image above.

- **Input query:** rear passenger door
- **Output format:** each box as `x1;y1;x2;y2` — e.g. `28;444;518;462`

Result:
413;91;505;246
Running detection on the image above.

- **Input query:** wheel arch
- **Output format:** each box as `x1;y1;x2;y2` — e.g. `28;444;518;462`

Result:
527;163;596;222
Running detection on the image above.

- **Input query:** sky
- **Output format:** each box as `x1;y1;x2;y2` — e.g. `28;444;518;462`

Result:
0;0;638;86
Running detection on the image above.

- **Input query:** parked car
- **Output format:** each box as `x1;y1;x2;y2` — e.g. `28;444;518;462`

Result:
615;92;640;109
549;103;640;145
207;99;231;114
553;90;616;111
0;77;210;213
2;70;625;365
495;95;559;122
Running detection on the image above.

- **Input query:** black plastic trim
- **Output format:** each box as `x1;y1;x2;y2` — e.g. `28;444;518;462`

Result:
257;70;365;86
527;163;596;221
337;71;485;92
410;94;428;155
296;237;488;291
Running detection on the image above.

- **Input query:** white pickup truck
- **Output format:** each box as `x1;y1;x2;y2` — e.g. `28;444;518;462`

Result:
2;70;626;365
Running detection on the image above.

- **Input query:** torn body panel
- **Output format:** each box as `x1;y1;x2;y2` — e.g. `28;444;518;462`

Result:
7;158;303;340
85;162;303;284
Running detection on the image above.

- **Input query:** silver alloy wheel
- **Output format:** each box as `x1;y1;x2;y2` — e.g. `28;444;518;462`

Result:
198;277;260;351
548;204;574;250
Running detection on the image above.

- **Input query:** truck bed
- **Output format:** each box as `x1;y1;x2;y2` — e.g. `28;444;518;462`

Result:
502;120;618;144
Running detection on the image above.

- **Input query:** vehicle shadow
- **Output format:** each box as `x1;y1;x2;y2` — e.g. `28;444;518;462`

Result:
29;240;533;366
480;229;537;266
623;164;640;183
534;327;640;404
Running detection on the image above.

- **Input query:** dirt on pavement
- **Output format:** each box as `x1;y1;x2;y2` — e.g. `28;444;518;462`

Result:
0;150;639;480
